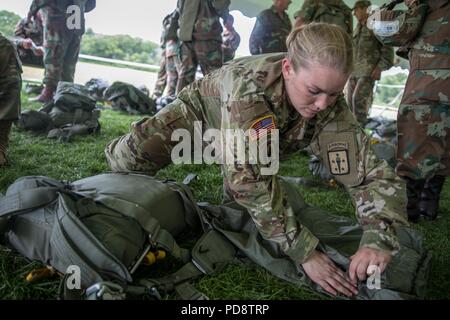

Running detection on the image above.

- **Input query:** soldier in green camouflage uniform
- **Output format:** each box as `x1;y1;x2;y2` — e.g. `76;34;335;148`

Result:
294;0;353;35
153;51;168;100
346;0;394;125
372;0;450;222
13;11;44;67
0;34;22;166
249;0;292;55
222;14;241;63
153;11;180;99
176;0;229;93
27;0;94;103
106;23;409;297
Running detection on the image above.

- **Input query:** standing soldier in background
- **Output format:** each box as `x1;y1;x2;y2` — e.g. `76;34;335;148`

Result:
249;0;292;55
153;11;180;100
346;0;394;125
13;10;44;67
176;0;230;93
0;34;22;166
28;0;96;103
294;0;353;35
372;0;450;222
222;14;241;63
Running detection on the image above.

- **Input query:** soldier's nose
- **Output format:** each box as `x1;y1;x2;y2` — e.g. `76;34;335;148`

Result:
313;96;329;111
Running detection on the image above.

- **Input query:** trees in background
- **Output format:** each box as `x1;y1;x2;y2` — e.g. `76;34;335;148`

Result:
0;10;160;65
81;28;160;65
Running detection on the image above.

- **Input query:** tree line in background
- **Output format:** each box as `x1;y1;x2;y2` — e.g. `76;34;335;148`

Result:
0;10;160;65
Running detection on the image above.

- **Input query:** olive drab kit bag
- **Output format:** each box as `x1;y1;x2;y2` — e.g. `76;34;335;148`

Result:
17;81;101;142
0;173;431;300
103;82;157;115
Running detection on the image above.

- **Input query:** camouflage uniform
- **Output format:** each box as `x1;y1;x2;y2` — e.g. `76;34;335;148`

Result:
346;21;394;125
373;0;450;180
28;0;90;89
153;50;168;99
13;12;44;67
153;11;181;99
0;34;22;164
105;53;408;263
249;6;292;55
294;0;353;35
372;0;449;221
222;27;241;63
176;0;229;93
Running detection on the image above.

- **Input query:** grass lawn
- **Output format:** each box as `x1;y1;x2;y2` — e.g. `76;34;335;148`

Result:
0;90;449;300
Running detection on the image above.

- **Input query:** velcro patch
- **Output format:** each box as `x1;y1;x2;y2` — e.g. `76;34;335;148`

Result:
249;115;275;141
327;142;349;175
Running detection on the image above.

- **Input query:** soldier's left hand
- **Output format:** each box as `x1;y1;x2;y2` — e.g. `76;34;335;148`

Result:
348;247;391;283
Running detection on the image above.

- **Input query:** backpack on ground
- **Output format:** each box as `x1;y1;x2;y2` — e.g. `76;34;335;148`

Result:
104;82;157;115
0;173;431;300
17;81;101;141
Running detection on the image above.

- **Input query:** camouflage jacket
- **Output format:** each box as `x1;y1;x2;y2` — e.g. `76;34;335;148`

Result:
222;28;241;62
294;0;353;35
13;14;43;51
177;0;230;42
249;6;292;55
28;0;89;35
352;22;394;78
374;0;450;105
106;53;408;264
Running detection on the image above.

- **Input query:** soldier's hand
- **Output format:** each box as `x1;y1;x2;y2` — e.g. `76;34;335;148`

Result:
302;250;358;297
34;46;44;56
349;247;391;284
22;38;33;50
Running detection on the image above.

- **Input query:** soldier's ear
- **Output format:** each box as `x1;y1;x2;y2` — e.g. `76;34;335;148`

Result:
281;58;295;79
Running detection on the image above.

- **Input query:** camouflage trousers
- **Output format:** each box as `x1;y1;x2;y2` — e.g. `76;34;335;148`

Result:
153;52;180;98
43;32;81;88
176;40;223;93
105;98;204;175
396;103;450;180
0;76;22;121
346;77;375;125
166;54;179;97
153;50;167;98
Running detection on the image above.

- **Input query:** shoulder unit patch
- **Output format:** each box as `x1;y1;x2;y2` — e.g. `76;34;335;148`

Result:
327;142;350;175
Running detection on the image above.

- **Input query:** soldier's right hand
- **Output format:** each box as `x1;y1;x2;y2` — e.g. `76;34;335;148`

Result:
301;250;358;297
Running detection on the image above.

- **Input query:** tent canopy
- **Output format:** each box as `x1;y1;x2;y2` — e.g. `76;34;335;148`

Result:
230;0;391;18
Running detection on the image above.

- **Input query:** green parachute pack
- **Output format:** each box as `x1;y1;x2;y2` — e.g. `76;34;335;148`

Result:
0;173;431;300
103;82;157;115
17;81;101;142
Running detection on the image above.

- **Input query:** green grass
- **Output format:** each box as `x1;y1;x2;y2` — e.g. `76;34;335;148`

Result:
0;91;449;300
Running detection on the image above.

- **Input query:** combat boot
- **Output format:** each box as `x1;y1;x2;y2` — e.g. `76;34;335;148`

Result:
403;177;426;223
419;175;446;220
29;84;56;103
0;121;13;166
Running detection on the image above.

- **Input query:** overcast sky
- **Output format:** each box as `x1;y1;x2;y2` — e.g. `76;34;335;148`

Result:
0;0;255;56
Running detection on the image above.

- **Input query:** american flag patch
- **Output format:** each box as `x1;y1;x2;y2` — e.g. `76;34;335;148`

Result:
249;115;275;141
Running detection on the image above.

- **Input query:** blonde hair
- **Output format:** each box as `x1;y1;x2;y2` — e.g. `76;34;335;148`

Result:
286;23;353;75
